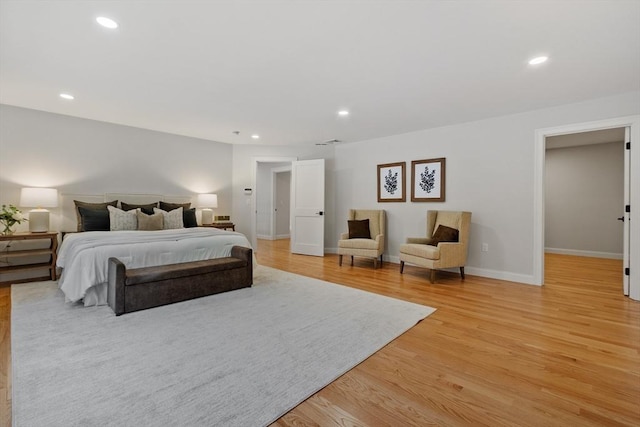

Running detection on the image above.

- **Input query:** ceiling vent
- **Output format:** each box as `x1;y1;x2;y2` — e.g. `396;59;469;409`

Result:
315;139;341;146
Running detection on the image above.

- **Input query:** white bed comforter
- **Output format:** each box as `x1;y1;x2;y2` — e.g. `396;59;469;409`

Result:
57;228;253;305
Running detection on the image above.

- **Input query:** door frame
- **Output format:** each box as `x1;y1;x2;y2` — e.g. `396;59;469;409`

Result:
251;157;297;251
533;115;639;300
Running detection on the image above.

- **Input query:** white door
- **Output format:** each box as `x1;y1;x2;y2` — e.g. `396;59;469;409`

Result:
623;127;630;295
291;159;325;256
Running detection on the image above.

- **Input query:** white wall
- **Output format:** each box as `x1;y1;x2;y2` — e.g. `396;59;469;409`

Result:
332;91;640;283
0;105;233;232
545;142;624;258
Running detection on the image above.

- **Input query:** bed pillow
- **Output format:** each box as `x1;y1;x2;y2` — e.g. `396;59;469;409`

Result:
348;219;371;239
107;205;137;231
121;202;157;215
137;210;164;230
74;200;117;231
430;225;459;245
153;207;184;229
159;201;191;211
77;206;110;231
183;208;198;228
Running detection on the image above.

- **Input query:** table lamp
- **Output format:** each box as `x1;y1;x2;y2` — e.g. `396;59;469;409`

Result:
197;193;218;225
20;187;58;232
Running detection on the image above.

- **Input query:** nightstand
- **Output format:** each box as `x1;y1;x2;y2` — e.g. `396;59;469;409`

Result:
0;231;59;285
202;222;236;231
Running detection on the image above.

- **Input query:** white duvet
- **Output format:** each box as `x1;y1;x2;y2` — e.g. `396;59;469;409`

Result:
57;228;253;306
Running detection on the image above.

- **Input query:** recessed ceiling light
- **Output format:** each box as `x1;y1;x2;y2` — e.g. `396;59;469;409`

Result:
251;134;260;139
59;93;74;100
338;110;350;116
96;16;118;29
528;56;548;65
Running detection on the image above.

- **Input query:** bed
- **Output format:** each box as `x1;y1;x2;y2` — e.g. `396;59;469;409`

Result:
56;193;253;306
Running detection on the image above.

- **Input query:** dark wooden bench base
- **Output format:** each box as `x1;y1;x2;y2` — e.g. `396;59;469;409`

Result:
107;246;253;316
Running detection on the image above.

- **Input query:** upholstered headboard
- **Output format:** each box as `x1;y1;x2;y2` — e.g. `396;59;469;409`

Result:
59;193;195;232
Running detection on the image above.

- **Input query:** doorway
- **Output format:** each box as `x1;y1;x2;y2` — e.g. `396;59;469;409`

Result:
251;157;296;252
251;157;325;256
544;129;625;258
534;115;639;300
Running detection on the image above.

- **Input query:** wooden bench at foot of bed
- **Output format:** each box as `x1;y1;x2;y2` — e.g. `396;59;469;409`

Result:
107;246;253;316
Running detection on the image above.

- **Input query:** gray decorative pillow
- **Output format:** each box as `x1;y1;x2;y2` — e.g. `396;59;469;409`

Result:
107;206;137;231
137;210;164;231
153;207;184;229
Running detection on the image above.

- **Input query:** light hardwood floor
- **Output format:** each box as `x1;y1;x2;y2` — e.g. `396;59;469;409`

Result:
1;241;638;426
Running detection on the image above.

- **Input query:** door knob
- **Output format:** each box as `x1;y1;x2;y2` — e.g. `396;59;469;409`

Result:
617;216;625;222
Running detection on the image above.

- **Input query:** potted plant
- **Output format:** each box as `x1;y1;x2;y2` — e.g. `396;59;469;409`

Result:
0;204;27;235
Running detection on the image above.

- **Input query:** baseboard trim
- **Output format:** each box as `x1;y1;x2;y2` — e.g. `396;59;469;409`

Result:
325;250;538;285
275;234;290;240
459;267;538;285
545;247;623;260
257;234;274;240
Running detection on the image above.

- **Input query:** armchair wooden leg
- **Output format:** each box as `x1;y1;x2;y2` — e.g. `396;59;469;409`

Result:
430;269;436;284
460;266;465;279
339;255;343;266
400;261;405;273
351;256;354;266
380;255;383;267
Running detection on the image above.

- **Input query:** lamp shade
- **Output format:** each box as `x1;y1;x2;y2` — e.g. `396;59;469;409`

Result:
20;187;58;208
197;193;218;208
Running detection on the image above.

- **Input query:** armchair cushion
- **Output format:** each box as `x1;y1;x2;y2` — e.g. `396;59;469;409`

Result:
400;243;441;260
348;219;371;239
431;225;459;245
338;238;380;250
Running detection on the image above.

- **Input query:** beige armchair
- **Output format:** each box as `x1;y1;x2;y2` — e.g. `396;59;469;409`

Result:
399;210;471;283
337;209;385;269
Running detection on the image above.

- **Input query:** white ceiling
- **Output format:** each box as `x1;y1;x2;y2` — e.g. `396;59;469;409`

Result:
1;0;639;146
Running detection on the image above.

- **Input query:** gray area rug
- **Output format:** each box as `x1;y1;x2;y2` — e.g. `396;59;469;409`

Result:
12;266;435;427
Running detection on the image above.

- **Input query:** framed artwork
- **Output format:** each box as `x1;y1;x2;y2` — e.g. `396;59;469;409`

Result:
411;157;446;202
377;162;406;202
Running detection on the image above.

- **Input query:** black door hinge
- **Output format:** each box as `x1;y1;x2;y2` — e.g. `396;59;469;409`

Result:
626;205;631;213
625;267;630;276
626;141;631;149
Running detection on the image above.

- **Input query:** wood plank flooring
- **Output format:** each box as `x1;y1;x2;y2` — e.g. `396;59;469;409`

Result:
259;240;638;427
0;241;638;426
